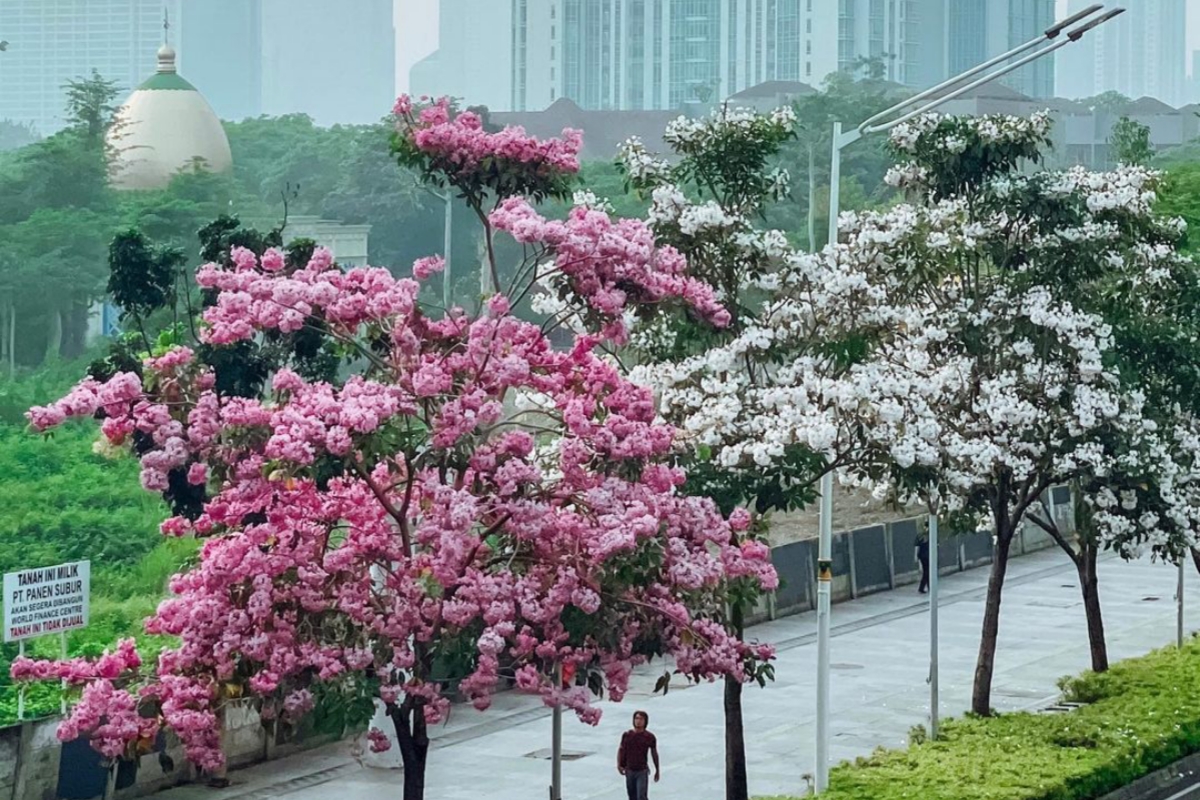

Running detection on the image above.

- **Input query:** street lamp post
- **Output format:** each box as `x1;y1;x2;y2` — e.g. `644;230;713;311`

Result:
423;188;455;310
1178;558;1186;649
813;5;1125;792
441;192;453;310
550;663;563;800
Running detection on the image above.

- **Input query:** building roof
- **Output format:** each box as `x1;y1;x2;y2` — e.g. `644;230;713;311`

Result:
1122;96;1179;115
931;82;1033;103
491;98;678;161
107;45;233;191
728;80;818;100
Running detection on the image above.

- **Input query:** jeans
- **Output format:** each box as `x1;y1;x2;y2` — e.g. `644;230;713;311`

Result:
625;768;650;800
918;554;930;593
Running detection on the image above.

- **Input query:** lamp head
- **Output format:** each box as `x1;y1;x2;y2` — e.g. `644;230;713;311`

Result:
1045;4;1104;39
1068;8;1125;42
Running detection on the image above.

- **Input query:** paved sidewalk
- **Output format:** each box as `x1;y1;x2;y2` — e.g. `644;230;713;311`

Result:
157;549;1193;800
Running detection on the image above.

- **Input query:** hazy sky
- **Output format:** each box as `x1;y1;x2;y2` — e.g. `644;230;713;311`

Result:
392;0;1200;88
395;0;438;92
1057;0;1198;75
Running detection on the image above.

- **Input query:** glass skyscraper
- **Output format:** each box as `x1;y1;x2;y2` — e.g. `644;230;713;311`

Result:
0;0;178;135
1056;0;1187;105
417;0;1059;114
945;0;1055;98
545;0;812;111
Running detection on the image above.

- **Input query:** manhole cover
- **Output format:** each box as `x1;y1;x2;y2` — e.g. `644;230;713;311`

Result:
525;749;593;761
1060;584;1076;589
1143;596;1161;602
1028;600;1076;609
831;663;864;671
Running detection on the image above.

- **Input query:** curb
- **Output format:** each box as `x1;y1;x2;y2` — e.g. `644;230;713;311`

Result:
1095;752;1200;800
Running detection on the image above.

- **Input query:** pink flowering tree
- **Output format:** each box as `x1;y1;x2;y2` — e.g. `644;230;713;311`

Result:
13;97;776;800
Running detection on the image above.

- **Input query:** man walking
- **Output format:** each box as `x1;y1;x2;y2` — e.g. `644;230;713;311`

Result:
916;528;930;594
617;710;660;800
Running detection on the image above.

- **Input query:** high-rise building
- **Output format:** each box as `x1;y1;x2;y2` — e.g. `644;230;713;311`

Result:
1056;0;1187;105
411;0;518;111
260;0;396;125
414;0;1060;113
1191;51;1200;105
177;0;263;122
941;0;1055;98
415;0;898;112
806;0;947;90
0;0;180;135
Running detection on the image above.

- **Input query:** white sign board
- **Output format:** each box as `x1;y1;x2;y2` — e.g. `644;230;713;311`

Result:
3;560;90;642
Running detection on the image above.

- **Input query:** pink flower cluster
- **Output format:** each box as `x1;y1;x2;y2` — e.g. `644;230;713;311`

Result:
397;95;582;179
56;681;157;760
491;198;731;341
11;639;141;685
27;372;142;431
17;286;775;768
196;246;416;343
15;106;776;777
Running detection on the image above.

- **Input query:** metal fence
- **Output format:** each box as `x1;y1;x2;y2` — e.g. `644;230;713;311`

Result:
762;502;1068;621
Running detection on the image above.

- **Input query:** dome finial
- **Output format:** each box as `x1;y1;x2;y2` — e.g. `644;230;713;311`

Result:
156;8;176;72
157;8;175;74
156;44;176;73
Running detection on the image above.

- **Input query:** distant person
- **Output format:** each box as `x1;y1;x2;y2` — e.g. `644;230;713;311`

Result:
916;528;930;594
617;710;660;800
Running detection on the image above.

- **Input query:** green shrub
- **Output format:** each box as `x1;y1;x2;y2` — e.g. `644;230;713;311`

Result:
0;371;185;728
760;641;1200;800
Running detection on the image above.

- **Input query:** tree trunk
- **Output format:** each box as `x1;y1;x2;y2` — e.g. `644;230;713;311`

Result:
971;526;1014;716
807;143;817;251
8;299;16;378
46;308;63;364
724;602;748;800
61;301;90;359
1078;542;1108;672
391;697;429;800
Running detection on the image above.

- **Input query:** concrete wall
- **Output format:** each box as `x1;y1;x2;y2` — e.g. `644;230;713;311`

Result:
0;698;339;800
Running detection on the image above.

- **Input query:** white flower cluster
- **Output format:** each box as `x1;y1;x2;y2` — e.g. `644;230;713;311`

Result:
1083;413;1200;559
1046;165;1160;217
648;184;742;236
974;110;1053;143
572;189;615;214
637;113;1200;554
890;111;1055;155
888;114;942;153
620;106;1197;558
662;105;797;152
617;136;672;185
884;163;929;189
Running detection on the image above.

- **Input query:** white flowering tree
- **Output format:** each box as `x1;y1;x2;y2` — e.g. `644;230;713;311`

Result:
836;113;1200;704
613;106;849;800
995;163;1200;672
625;108;1200;722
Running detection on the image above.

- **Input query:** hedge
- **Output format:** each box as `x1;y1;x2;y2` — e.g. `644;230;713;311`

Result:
761;638;1200;800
